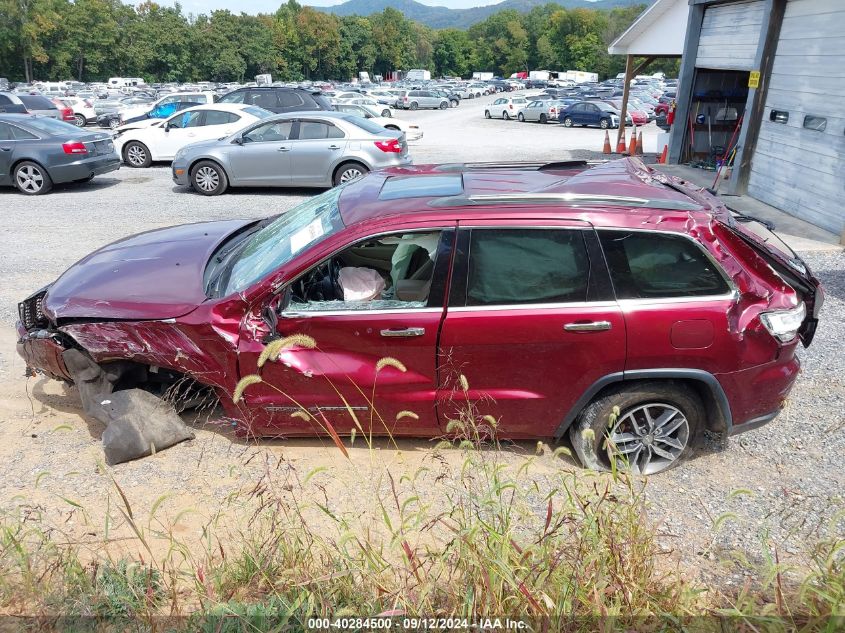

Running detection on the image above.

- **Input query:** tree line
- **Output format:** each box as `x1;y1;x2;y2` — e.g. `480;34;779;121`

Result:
0;0;676;84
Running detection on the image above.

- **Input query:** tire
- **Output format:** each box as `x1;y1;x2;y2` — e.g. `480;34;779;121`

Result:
484;110;491;119
13;161;53;195
190;160;228;196
439;101;448;110
563;117;573;128
450;99;459;108
600;118;610;129
502;111;510;120
539;114;547;124
124;141;151;168
73;114;86;127
333;161;368;186
108;118;119;129
517;113;525;122
569;382;703;476
409;101;418;111
381;109;391;118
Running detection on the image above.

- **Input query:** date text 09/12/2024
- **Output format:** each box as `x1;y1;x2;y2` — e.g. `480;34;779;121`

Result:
306;617;529;630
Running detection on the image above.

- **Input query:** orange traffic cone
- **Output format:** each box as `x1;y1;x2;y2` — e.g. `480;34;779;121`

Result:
657;144;668;164
602;130;611;154
616;129;626;154
628;130;638;156
636;130;644;155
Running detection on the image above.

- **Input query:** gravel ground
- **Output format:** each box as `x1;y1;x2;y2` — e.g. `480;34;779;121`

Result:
0;94;842;583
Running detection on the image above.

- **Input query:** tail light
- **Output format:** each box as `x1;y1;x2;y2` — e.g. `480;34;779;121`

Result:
60;107;74;121
509;104;513;109
62;141;88;155
374;139;402;153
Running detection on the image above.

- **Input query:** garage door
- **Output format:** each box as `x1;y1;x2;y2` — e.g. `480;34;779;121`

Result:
696;0;765;71
747;0;845;234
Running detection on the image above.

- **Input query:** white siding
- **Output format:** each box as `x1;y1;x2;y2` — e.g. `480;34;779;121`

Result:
696;1;765;70
747;0;845;234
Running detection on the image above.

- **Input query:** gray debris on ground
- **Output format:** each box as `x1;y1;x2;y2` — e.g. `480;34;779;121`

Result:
100;388;195;465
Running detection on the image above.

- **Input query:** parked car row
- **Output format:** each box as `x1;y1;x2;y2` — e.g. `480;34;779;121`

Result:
0;107;415;196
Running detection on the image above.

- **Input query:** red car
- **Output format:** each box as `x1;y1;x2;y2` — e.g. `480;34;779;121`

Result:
16;158;822;474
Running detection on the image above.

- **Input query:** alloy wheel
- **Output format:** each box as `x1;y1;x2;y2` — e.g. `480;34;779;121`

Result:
605;403;690;475
16;165;44;193
126;145;147;167
194;166;219;192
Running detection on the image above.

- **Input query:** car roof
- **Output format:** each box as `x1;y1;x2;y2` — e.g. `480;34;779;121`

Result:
266;110;355;122
337;158;719;230
180;103;254;113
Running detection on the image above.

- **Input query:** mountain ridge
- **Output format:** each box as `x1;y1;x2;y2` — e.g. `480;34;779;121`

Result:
311;0;646;29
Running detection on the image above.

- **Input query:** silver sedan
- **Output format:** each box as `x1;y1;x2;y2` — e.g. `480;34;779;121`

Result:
171;111;412;195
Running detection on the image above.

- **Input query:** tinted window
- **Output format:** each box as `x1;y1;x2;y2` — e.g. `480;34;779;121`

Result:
10;124;37;140
219;91;245;104
599;230;729;299
0;122;11;140
466;229;589;306
19;95;55;110
248;91;278;109
277;91;304;108
203;110;239;125
0;95;11;105
12;117;76;135
243;120;293;142
298;121;343;140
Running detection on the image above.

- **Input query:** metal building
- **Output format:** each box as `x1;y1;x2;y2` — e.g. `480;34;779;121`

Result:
667;0;845;238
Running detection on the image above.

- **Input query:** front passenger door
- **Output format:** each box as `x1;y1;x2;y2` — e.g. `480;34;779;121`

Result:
227;120;294;185
437;224;626;438
0;123;14;180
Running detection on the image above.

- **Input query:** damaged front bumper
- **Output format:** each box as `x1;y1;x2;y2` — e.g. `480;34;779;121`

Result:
16;321;72;381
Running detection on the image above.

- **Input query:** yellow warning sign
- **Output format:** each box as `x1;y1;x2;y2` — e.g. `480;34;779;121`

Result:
749;71;761;88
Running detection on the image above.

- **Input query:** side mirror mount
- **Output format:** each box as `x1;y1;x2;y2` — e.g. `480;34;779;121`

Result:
163;122;171;132
232;136;243;145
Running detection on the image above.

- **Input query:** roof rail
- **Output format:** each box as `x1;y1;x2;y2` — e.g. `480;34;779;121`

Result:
434;160;601;172
428;192;702;211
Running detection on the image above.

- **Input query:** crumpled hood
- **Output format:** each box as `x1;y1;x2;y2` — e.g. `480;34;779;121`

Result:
116;118;161;132
43;219;255;321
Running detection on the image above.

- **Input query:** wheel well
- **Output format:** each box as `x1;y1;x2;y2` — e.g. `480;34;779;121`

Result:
11;158;48;176
332;160;367;182
122;140;149;160
555;375;731;440
384;125;400;130
188;157;228;180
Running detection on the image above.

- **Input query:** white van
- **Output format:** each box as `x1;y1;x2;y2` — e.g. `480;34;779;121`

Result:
108;77;146;89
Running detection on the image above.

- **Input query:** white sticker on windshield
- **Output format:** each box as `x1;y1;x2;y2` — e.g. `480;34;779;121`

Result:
290;218;325;254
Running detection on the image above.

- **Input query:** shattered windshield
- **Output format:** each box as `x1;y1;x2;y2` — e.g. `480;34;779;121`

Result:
224;185;347;295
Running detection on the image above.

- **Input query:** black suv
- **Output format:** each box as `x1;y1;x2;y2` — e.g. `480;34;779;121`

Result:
218;87;333;114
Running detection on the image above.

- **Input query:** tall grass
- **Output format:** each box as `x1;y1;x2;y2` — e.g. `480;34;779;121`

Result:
0;338;842;630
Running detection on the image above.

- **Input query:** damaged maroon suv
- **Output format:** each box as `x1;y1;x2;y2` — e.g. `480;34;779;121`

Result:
17;158;823;474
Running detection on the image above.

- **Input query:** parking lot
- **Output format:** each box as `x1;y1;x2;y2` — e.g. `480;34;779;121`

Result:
1;92;843;584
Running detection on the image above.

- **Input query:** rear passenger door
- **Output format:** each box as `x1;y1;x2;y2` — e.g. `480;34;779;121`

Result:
437;223;626;438
0;122;13;180
288;120;347;186
597;229;736;376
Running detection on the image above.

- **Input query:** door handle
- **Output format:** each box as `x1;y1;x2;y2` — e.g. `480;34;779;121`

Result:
564;321;612;332
277;146;290;152
0;147;10;152
327;145;341;150
380;327;425;338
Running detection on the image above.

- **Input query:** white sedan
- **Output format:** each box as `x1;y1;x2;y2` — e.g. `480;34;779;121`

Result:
333;103;423;141
113;104;270;168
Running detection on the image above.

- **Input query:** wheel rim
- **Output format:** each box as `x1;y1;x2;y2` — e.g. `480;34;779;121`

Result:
16;165;43;193
195;166;219;192
601;119;609;129
564;119;572;127
126;145;146;166
503;112;509;119
518;114;524;121
484;111;490;118
339;167;363;183
605;403;690;475
109;119;119;129
75;115;85;127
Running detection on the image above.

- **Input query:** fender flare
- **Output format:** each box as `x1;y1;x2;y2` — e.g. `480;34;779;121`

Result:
552;368;733;441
